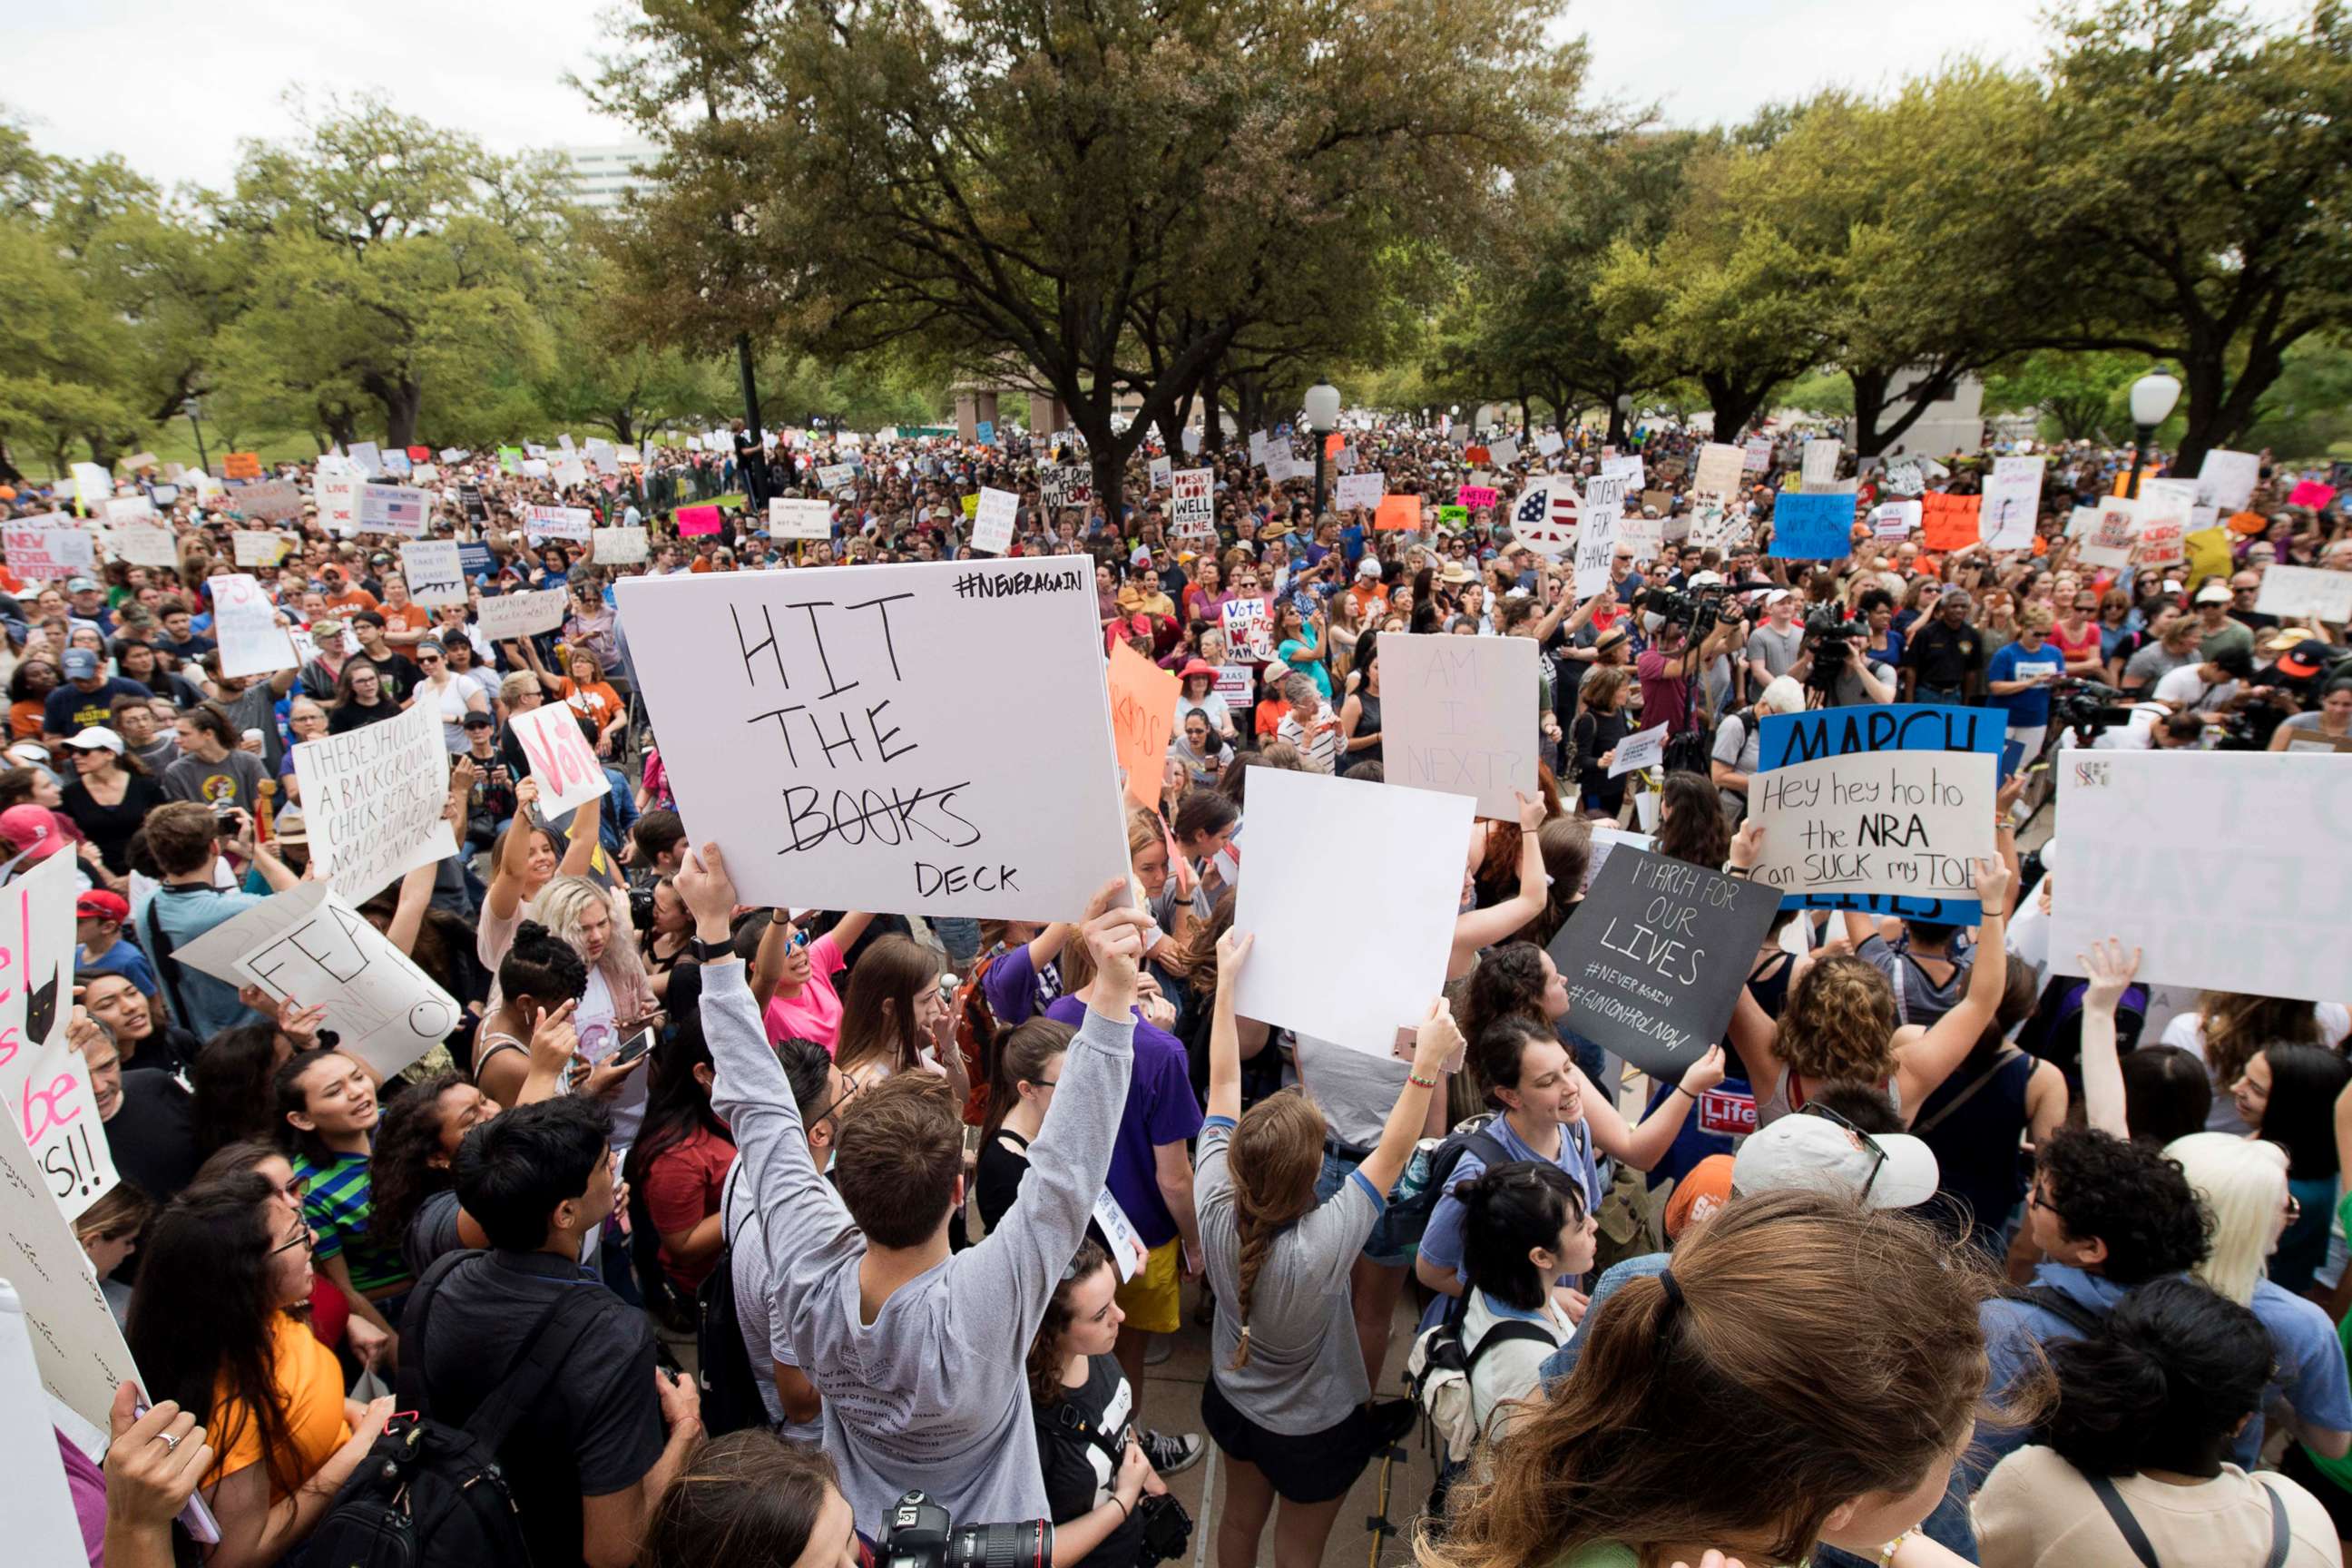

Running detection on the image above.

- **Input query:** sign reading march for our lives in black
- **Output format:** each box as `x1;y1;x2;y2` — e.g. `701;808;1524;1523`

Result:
1755;703;2003;922
1551;847;1783;1082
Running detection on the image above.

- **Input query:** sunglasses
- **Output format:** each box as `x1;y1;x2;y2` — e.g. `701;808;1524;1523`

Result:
1798;1102;1887;1201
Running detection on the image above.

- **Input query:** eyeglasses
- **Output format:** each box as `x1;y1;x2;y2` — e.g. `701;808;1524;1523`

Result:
271;1220;315;1257
1798;1102;1888;1201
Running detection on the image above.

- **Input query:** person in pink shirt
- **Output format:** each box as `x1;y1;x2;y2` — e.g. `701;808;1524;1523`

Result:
754;908;876;1053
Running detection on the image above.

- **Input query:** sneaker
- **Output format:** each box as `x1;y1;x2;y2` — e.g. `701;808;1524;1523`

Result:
1142;1430;1205;1476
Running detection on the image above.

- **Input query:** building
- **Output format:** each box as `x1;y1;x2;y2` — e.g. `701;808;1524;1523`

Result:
1844;368;1987;459
551;142;662;211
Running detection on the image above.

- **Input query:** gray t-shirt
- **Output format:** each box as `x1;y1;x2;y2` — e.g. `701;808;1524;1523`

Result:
1711;710;1761;818
1746;622;1805;678
722;1164;824;1444
1198;1117;1380;1433
1289;1031;1408;1151
162;747;269;814
2122;640;2191;691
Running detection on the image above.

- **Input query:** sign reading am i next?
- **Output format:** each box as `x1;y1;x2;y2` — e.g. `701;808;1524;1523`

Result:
616;560;1131;917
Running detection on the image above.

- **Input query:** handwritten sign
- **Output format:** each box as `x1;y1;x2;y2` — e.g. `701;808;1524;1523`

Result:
2196;449;2261;514
676;504;723;536
2256;565;2352;623
1456;485;1499;510
816;463;858;494
222;452;262;480
524;505;593;543
1918;492;1980;554
1551;847;1785;1080
1222;598;1275;662
105;521;178;570
211;572;297;678
1980;456;2044;551
0;1115;143;1435
399;541;466;607
593;526;650;564
612;560;1131;916
2079;495;2139;569
1800;438;1842;490
1535;430;1564;458
1743;436;1774;473
475;589;566;641
1107;642;1181;808
1377;632;1537;819
1609;720;1668;779
232;529;287;567
1375;495;1423;533
769;498;833;542
0;855;118;1220
356;483;430;538
509;702;612;818
1692;442;1745;499
1334;472;1383;512
289;701;457;902
1770;488;1854;560
0;519;96;582
1041;465;1093;510
1170;468;1216;532
971;487;1017;555
233;479;305;522
2288;480;2337;510
1573;475;1628;599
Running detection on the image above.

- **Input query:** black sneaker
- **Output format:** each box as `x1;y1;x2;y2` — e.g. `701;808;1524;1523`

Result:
1142;1429;1204;1476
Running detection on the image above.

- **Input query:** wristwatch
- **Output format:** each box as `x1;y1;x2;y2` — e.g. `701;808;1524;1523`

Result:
687;935;734;964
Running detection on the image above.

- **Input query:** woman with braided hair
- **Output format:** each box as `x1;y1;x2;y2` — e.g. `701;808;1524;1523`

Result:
1194;928;1460;1568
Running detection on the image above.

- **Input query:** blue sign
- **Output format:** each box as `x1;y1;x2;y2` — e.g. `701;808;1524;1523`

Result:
1756;703;2004;920
457;543;495;580
1769;490;1856;560
974;420;995;446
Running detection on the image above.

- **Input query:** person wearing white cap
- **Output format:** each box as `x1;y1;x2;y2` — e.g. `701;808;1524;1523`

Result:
2190;578;2257;664
1744;589;1805;689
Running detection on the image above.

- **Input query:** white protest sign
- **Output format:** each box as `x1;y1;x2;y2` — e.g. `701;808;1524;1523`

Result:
356;483;430;538
2050;753;2350;1004
524;505;593;543
1884;461;1926;497
1169;469;1216;533
312;466;359;534
1092;1191;1143;1281
816;463;858;493
0;1117;143;1436
106;520;179;570
71;462;113;513
1980;455;2044;551
2197;449;2262;514
289;701;457;902
2255;566;2352;624
1231;769;1472;1049
1487;436;1520;468
1504;479;1576;560
400;541;466;608
1609;721;1669;779
1333;472;1384;513
971;488;1018;555
1743;437;1774;473
0;519;96;581
592;526;650;564
612;560;1131;916
1573;475;1628;600
100;495;153;526
1377;633;1537;820
411;462;439;485
347;440;384;476
1870;501;1922;541
769;498;834;542
475;589;566;641
2067;505;2101;539
552;458;590;491
0;1281;92;1567
508;702;612;818
1534;430;1564;458
232;529;286;567
0;855;119;1220
519;458;550;479
1692;443;1745;499
2134;479;2194;567
1800;438;1842;489
1040;465;1093;510
1149;456;1172;491
1751;750;1996;905
1222;598;1275;662
2080;495;2140;569
211;572;298;678
1249;431;1269;467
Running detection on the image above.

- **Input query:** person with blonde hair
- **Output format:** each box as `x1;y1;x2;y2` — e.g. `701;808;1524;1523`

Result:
527;871;658;1144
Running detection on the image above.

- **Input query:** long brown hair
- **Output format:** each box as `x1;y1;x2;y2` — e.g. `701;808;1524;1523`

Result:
834;934;940;1080
1418;1191;2020;1568
1225;1087;1326;1369
1025;1240;1112;1407
2197;990;2326;1094
980;1018;1073;1144
642;1429;841;1568
1775;955;1900;1087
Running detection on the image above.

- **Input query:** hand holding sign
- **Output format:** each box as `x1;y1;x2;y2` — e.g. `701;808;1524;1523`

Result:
510;702;612;818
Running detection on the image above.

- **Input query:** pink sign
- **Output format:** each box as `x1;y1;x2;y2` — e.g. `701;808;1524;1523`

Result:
1456;485;1499;509
2288;481;2337;510
676;504;723;535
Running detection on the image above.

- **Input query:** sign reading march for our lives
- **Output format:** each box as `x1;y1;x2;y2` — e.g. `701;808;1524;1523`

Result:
613;560;1131;918
1751;704;2002;920
1771;488;1855;559
2049;752;2351;1005
290;700;458;902
0;854;120;1221
1550;847;1783;1081
1376;632;1537;820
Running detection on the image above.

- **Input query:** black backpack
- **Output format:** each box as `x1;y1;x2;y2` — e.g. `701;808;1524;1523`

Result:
305;1253;604;1567
696;1171;774;1437
1389;1118;1514;1236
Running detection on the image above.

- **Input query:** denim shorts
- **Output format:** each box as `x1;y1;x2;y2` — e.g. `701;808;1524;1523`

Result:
1316;1145;1416;1268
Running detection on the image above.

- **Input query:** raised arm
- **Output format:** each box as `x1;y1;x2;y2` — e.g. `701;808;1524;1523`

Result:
2075;938;2140;1140
1355;1001;1464;1198
1450;791;1549;966
1204;930;1252;1124
487;776;544;921
1584;1046;1727;1171
559;798;601;877
1892;858;2014;1115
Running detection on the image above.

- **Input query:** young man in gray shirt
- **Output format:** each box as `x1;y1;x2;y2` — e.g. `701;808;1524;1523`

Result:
683;846;1146;1534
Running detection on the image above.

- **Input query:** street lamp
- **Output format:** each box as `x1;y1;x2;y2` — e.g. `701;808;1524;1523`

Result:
1305;378;1341;517
183;397;210;475
2124;369;2180;499
1612;392;1633;446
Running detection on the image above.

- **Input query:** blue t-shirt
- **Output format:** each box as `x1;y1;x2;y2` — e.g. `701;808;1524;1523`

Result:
1416;1114;1600;1331
1985;640;2062;727
76;940;158;999
132;884;274;1043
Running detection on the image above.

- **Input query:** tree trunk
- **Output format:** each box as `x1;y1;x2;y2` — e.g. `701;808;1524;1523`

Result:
1701;371;1779;445
612;409;638;446
1605;397;1628;446
1201;362;1224;451
1519;395;1533;437
2175;334;2288;477
367;374;425;450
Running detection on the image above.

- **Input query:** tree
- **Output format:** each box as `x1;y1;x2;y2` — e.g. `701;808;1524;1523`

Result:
1983;350;2140;442
590;0;1582;514
2015;0;2352;469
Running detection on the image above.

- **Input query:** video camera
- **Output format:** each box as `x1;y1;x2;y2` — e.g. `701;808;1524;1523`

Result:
2050;677;2138;741
879;1492;1051;1568
1641;583;1730;642
1801;610;1857;691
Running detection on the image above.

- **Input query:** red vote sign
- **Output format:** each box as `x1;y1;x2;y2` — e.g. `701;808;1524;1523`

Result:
510;701;613;819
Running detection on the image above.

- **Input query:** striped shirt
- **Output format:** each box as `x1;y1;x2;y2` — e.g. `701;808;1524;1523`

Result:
293;1151;412;1295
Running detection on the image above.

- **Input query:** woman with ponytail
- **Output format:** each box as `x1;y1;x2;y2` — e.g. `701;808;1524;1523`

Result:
1196;928;1460;1568
1418;1190;2017;1568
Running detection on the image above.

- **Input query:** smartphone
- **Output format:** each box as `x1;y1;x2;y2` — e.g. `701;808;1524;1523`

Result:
611;1027;654;1067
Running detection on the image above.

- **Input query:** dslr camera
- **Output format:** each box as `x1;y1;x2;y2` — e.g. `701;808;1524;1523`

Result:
1639;583;1726;642
878;1491;1050;1568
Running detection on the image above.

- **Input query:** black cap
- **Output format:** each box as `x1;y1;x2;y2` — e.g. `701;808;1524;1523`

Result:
462;711;495;729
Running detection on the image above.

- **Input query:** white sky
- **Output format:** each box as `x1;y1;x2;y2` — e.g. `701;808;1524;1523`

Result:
0;0;2319;188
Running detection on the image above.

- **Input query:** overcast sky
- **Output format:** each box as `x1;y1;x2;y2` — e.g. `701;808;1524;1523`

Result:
0;0;2318;189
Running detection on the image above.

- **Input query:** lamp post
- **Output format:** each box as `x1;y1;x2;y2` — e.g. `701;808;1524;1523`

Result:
183;397;210;475
1305;378;1341;518
1612;392;1633;446
2124;369;2180;499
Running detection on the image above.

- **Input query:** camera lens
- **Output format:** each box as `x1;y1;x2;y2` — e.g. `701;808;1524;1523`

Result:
947;1521;1051;1568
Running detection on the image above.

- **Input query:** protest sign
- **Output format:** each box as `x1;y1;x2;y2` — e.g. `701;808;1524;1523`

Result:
2288;480;2337;510
457;542;495;578
1919;492;1981;554
1092;1191;1144;1281
1692;442;1745;499
972;486;1018;555
0;1279;91;1566
591;526;649;565
1041;466;1093;510
178;884;462;1080
2050;752;2349;1004
519;459;550;479
1486;436;1519;468
0;854;120;1220
1534;430;1564;458
382;449;414;479
231;529;287;567
1107;642;1181;808
475;588;566;641
232;479;305;522
817;463;858;493
769;498;834;542
312;465;360;534
1752;704;1998;916
1550;847;1784;1080
1170;468;1216;532
356;483;429;538
1231;769;1472;1050
1885;461;1926;497
1456;485;1499;510
1800;438;1841;489
551;458;588;491
2197;449;2261;514
399;541;466;607
211;572;297;678
1;518;96;581
1212;663;1254;714
2066;505;2101;539
1980;456;2044;550
2282;730;2352;756
1222;598;1276;661
509;701;612;819
1507;479;1579;559
1573;475;1629;598
612;561;1130;916
973;421;995;446
676;504;722;536
1334;472;1383;512
1690;501;1748;553
1743;436;1774;472
106;520;178;569
0;1112;143;1435
101;495;153;525
1770;488;1854;560
1249;431;1269;467
1870;500;1922;541
347;441;385;476
221;451;262;479
960;495;980;522
2080;495;2140;569
290;701;458;902
524;505;593;543
2134;503;2187;567
2256;565;2352;623
1149;456;1171;491
1377;633;1537;819
1609;721;1668;779
1375;495;1423;533
2183;528;2233;590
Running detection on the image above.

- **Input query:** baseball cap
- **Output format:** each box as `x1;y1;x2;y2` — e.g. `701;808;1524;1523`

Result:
1732;1109;1939;1209
64;727;124;755
1664;1154;1734;1240
1689;570;1726;587
1762;588;1795;606
2194;583;2232;604
76;890;130;923
65;576;99;593
0;805;69;860
2276;639;2333;681
462;710;495;729
1357;556;1383;578
62;649;100;680
309;616;346;639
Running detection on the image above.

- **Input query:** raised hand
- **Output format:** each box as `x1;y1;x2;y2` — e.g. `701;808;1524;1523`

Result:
2079;937;2141;1012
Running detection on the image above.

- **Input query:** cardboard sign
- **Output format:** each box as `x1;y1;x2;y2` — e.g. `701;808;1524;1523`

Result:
1334;472;1384;512
232;529;287;567
971;487;1017;555
1170;469;1216;532
0;1279;93;1564
1;520;96;581
1609;720;1669;779
232;479;305;522
769;498;834;542
475;588;566;640
1041;465;1093;510
2256;565;2352;623
221;451;262;480
592;526;650;565
676;504;723;536
509;701;612;818
524;505;593;543
1770;488;1854;559
289;701;458;902
1222;598;1276;661
1377;632;1538;819
1107;642;1181;808
1550;847;1785;1080
0;855;120;1220
1456;485;1500;510
2049;753;2349;1004
612;560;1131;916
356;483;430;538
1573;476;1627;598
1919;492;1982;554
1743;436;1774;473
1230;769;1473;1050
1375;495;1423;533
1689;442;1744;500
400;541;466;607
1800;438;1841;489
1980;456;2044;550
212;571;297;678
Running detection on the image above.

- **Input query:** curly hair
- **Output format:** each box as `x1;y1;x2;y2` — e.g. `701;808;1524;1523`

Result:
1226;1087;1326;1369
1460;943;1553;1071
2036;1125;2212;1287
370;1072;466;1252
2040;1276;2270;1478
1654;771;1729;871
1774;956;1900;1086
1026;1240;1112;1408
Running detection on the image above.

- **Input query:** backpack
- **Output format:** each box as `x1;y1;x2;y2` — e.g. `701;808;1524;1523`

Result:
1387;1116;1513;1240
309;1253;605;1567
1406;1295;1559;1464
697;1171;773;1438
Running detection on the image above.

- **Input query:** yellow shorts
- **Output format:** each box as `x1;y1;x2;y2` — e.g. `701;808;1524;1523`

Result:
1114;1238;1183;1335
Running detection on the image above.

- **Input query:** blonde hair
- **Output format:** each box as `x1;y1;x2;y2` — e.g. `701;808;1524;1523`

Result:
2165;1132;2286;1306
527;874;650;1007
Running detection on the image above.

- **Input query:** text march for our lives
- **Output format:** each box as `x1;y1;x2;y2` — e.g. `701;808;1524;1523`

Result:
1750;704;2002;922
614;559;1132;917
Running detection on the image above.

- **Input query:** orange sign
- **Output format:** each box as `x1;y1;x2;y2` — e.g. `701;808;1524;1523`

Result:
1106;641;1181;808
1376;495;1423;532
221;452;262;480
1919;492;1981;554
1324;432;1346;460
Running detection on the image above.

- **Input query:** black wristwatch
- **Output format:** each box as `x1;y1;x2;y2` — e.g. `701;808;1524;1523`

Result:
687;935;734;964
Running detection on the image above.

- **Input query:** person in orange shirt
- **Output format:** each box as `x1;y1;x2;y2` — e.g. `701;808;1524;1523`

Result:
523;642;629;756
319;564;379;616
377;572;433;649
